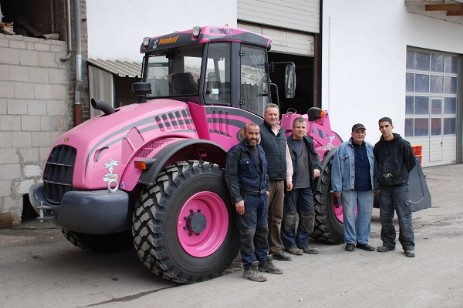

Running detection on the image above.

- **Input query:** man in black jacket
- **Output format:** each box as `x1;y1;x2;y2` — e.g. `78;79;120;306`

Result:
374;117;417;257
259;104;294;261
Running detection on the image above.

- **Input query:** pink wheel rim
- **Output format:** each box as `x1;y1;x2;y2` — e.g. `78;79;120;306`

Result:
332;195;344;223
177;191;229;257
332;195;358;223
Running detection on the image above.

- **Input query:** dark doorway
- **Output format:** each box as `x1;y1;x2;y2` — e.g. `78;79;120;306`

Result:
268;53;315;116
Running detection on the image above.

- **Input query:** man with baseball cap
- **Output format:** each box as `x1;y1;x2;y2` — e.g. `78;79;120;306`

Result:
331;123;377;252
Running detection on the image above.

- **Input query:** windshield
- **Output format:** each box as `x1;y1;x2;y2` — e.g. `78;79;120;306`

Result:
145;46;202;98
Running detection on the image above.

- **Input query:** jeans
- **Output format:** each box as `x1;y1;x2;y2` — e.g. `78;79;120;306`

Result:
379;185;415;250
282;187;315;249
341;190;374;244
235;193;269;269
267;180;285;254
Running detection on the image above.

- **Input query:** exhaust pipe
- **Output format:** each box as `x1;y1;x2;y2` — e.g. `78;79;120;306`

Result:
91;98;115;115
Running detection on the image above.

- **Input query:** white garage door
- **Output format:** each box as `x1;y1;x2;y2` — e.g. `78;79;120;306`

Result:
238;23;314;56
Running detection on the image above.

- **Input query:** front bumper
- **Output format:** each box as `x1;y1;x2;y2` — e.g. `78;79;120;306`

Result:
29;183;131;234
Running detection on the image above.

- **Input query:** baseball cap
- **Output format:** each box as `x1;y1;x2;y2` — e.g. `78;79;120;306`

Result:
352;123;366;131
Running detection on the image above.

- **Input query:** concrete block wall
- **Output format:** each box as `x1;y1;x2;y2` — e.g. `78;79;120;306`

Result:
0;33;72;225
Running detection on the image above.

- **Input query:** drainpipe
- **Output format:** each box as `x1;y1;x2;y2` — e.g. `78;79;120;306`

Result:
59;0;72;62
73;0;82;126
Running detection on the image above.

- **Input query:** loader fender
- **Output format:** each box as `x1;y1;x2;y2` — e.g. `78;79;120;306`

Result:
137;139;227;186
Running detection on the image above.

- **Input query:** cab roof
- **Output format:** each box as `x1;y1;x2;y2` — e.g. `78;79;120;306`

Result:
140;25;272;54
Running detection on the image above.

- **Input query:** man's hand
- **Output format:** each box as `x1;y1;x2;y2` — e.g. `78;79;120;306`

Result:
314;169;321;178
235;200;245;215
286;181;293;191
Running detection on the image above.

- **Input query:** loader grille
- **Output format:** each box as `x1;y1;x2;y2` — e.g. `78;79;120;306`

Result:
43;145;76;204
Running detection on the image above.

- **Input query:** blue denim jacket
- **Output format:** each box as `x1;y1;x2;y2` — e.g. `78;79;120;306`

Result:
331;138;376;192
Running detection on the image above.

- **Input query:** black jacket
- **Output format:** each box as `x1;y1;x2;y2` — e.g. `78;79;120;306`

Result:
374;133;416;187
259;122;287;180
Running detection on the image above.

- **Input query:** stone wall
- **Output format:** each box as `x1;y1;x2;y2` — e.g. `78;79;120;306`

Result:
0;33;72;226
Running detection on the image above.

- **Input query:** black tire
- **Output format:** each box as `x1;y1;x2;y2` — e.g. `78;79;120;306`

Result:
61;229;133;253
312;153;344;244
132;161;239;284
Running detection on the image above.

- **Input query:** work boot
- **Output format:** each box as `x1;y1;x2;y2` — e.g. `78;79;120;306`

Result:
377;245;395;252
259;260;283;274
302;246;319;254
356;243;375;251
345;243;355;252
404;246;415;258
286;247;303;255
243;266;267;282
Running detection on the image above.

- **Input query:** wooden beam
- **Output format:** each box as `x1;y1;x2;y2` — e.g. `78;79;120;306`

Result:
447;9;463;16
425;3;463;11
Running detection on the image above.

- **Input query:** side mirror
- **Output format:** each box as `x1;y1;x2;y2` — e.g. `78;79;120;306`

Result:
284;63;296;98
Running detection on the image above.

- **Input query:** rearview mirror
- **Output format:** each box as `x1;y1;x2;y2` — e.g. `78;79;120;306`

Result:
285;63;296;98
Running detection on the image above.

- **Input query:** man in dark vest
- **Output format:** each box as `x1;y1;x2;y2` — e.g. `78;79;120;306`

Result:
259;103;294;261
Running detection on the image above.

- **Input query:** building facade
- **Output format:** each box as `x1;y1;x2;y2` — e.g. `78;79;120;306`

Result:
0;0;462;225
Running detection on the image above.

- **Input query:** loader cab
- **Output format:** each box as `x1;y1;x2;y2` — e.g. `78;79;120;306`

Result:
133;26;295;116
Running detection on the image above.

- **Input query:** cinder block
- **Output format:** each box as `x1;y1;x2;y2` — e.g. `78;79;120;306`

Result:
1;164;21;180
50;115;66;130
18;148;40;163
9;40;27;49
0;81;15;98
21;115;41;131
39;52;57;68
0;132;12;148
7;99;28;115
34;43;51;52
40;116;50;130
48;69;67;84
31;132;51;147
12;131;32;147
0;38;8;47
0;98;6;113
0;180;12;197
29;67;49;83
23;164;42;177
19;49;40;67
0;149;20;164
0;47;20;65
0;115;21;131
34;84;53;99
9;66;29;82
0;65;8;81
47;100;66;115
15;83;35;99
53;84;67;100
28;100;47;115
13;178;35;195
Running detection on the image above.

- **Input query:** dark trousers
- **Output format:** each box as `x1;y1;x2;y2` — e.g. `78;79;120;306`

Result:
379;185;415;250
235;193;269;269
281;187;315;250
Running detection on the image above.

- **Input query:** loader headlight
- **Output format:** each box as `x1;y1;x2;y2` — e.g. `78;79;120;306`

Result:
192;26;201;37
142;37;150;47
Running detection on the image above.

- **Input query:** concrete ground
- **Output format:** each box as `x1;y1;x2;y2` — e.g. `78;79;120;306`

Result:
1;164;462;308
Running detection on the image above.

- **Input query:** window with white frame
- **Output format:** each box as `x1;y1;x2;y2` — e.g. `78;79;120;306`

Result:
405;48;458;137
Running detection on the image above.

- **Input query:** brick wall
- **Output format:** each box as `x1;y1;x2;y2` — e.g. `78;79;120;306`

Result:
0;33;72;225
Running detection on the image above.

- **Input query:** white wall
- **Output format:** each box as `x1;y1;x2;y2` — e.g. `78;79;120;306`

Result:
87;0;237;62
322;0;463;143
